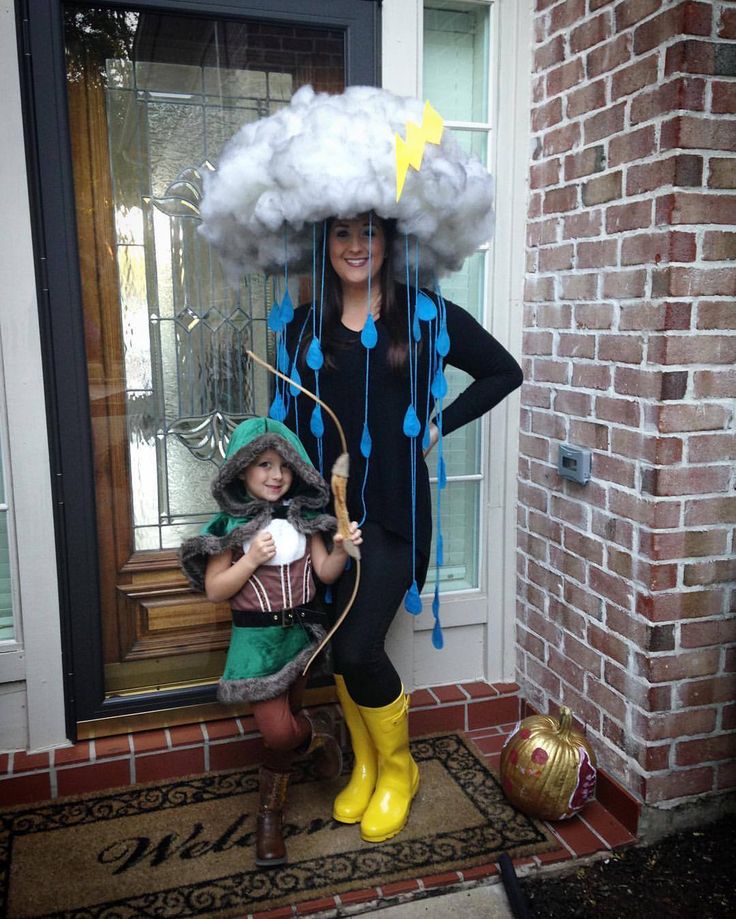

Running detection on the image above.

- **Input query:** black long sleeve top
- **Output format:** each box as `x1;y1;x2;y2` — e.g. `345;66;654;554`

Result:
284;290;523;583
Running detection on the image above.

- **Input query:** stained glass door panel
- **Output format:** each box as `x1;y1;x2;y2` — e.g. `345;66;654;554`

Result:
64;6;345;697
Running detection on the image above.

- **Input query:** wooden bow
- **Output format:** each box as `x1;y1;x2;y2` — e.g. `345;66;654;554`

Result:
245;349;360;675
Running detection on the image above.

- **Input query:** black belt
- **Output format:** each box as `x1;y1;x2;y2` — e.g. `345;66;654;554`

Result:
230;607;319;628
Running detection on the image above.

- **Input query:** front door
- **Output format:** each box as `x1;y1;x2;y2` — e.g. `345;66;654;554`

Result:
24;0;378;730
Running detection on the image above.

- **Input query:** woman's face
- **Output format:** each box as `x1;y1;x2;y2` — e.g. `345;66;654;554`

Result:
328;215;386;294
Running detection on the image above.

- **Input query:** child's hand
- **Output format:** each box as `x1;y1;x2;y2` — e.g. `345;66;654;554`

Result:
334;521;363;550
245;531;277;566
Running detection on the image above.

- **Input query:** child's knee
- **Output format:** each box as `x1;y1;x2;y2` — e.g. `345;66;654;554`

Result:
261;720;303;752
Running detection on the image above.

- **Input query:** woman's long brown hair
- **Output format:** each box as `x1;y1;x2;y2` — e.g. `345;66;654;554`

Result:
301;215;410;373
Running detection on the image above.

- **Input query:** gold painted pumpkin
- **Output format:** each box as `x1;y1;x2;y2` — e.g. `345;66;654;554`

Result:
500;707;597;821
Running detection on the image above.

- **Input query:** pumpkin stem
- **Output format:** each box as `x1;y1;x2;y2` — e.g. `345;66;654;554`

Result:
558;706;573;735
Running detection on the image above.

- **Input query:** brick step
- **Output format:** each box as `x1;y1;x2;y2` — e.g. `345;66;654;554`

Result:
0;680;639;838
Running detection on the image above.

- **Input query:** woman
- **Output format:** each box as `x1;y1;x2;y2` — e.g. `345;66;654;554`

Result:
284;212;523;843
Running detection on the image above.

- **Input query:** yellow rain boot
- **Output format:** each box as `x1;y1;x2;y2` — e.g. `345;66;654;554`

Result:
357;688;419;843
333;675;378;823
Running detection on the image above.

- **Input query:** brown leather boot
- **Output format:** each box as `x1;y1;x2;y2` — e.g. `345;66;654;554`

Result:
255;767;290;868
301;708;343;780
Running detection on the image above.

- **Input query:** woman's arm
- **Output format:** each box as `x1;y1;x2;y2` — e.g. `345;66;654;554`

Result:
438;300;524;436
310;524;363;584
204;531;276;603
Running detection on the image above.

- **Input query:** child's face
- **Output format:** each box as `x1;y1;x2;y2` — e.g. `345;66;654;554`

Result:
240;448;294;503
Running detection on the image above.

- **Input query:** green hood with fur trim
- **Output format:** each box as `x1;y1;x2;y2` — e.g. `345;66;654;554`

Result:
180;417;336;590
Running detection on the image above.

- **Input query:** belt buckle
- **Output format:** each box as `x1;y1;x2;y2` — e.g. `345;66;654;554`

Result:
279;609;294;628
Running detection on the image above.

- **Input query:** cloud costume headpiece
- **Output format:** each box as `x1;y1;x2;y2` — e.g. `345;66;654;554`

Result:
198;84;494;284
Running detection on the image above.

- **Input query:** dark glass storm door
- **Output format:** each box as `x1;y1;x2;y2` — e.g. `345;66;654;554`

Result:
22;0;378;734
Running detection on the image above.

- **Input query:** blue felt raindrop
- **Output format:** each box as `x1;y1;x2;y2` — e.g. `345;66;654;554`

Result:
276;339;290;374
288;363;302;397
412;311;422;342
431;368;448;400
267;302;285;333
310;404;324;438
416;291;437;322
361;313;378;349
269;391;286;422
436;322;450;357
422;425;431;451
438;455;447;490
280;288;294;324
402;405;421;438
436;531;444;567
306;337;324;370
404;581;423;615
432;586;444;649
360;422;372;458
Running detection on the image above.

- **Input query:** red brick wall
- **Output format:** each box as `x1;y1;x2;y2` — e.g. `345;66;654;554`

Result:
518;0;736;807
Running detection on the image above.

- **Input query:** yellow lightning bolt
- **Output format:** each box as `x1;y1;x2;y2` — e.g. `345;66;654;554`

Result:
395;101;445;202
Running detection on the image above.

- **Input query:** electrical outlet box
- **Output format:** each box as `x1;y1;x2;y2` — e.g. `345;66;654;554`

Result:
558;444;592;485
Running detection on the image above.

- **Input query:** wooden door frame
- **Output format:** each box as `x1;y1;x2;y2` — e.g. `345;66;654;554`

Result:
20;0;379;734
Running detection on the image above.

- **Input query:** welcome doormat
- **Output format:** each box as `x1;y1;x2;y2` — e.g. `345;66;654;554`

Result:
1;733;555;918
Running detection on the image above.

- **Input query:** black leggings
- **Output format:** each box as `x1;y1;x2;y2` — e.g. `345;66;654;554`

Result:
331;521;414;708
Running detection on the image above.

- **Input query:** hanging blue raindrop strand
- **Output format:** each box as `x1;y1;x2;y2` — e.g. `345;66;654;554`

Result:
291;221;327;475
270;228;298;423
311;223;328;474
429;278;451;648
403;235;423;617
286;303;312;443
357;213;376;526
268;279;286;421
422;313;437;452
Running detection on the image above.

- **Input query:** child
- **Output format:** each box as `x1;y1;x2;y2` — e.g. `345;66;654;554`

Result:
181;417;362;867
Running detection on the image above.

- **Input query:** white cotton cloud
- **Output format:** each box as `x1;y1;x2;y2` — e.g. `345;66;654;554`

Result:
199;85;495;283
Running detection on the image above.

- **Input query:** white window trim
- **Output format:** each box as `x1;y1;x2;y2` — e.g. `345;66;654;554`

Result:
0;3;67;751
0;336;23;662
382;0;530;683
